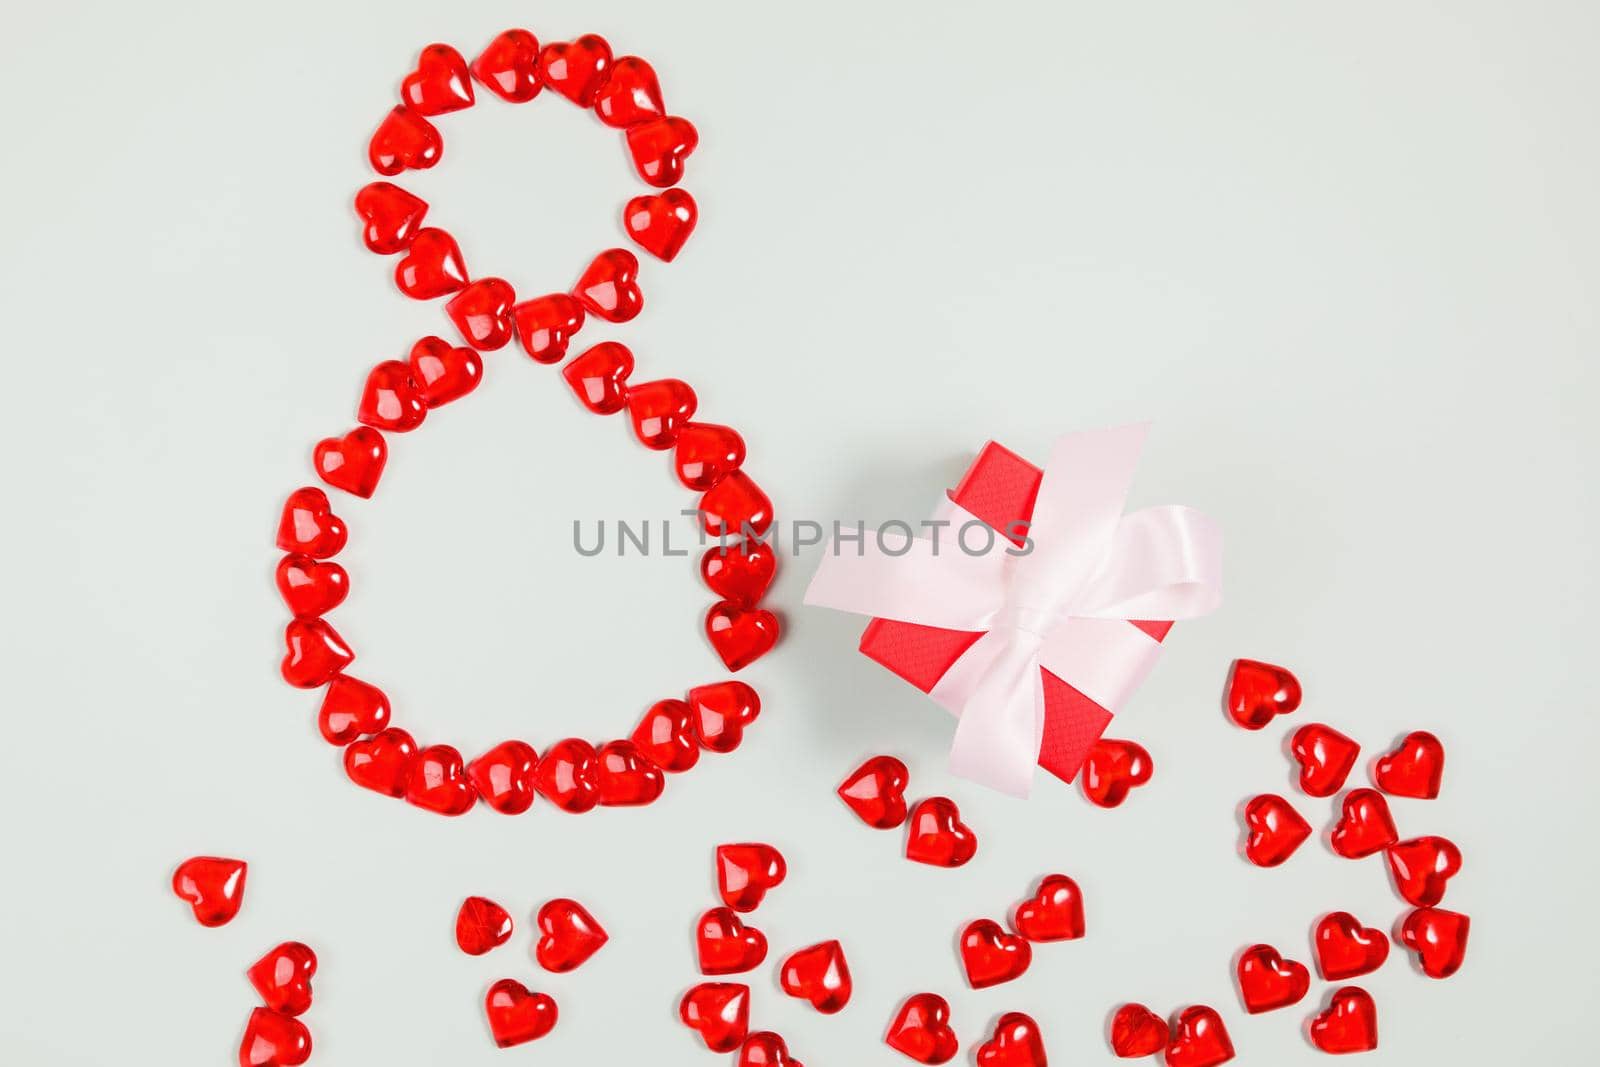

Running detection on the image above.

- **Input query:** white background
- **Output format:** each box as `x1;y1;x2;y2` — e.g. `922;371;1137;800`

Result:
2;0;1595;1063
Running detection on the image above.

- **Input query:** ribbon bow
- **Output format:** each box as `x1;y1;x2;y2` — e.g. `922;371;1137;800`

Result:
803;424;1222;797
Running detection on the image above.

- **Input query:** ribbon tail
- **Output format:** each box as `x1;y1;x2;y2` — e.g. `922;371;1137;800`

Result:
940;632;1046;798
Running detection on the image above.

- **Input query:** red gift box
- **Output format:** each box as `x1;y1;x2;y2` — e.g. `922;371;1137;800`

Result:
857;441;1172;784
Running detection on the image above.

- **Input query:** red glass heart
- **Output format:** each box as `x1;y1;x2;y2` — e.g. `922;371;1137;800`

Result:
239;1007;311;1067
368;106;441;175
625;189;697;262
275;554;348;619
626;115;699;187
697;906;768;974
1012;873;1085;941
689;681;761;752
1109;1004;1168;1058
1290;723;1359;797
456;896;513;955
680;982;750;1053
1309;987;1377;1055
471;29;541;103
562;340;631;412
837;755;910;829
276;487;346;558
405;744;476;815
780;939;850;1014
631;698;699;772
484;979;557;1048
700;471;774;537
1080;738;1153;808
538;34;612;106
534;737;600;813
317;675;390;744
402;44;474;116
1242;793;1311;867
717;842;786;912
248;942;317;1016
172;856;247;926
536;898;608;972
280;618;353;688
1224;658;1301;729
706;600;780;671
394;227;468;300
959;918;1031;989
593;739;665;806
573;248;643;323
466;740;538;814
627;378;696;449
1373;730;1444;799
1385;836;1461;907
357;360;427;432
906;797;976;867
1236;943;1309;1014
740;1031;802;1067
1329;788;1398;858
676;423;746;491
354;181;427;254
1396;907;1469;979
885;993;958;1065
1165;1006;1233;1067
408;335;481;406
446;278;517;350
314;427;386;498
976;1012;1046;1067
701;541;775;607
344;727;418;797
595;56;665;127
1314;911;1389;980
513;292;587;364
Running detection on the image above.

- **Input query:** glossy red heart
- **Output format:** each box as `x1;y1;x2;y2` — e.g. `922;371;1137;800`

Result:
593;739;665;806
700;471;774;537
562;340;632;412
368;106;441;175
484;979;557;1048
248;942;317;1016
1308;986;1377;1055
1396;906;1469;979
405;744;476;815
466;740;538;814
402;43;474;115
717;842;786;912
627;115;699;187
1289;723;1359;797
394;227;468;299
314;427;386;498
630;698;699;772
573;248;643;323
1385;836;1461;907
627;378;697;449
1314;911;1389;980
1109;1003;1168;1058
689;681;761;752
1012;873;1085;941
276;487;346;558
1165;1006;1233;1067
239;1007;311;1067
680;982;750;1052
536;898;609;972
780;940;851;1014
1373;730;1444;799
1224;658;1301;729
697;907;767;974
676;423;746;491
407;335;481;406
1329;788;1399;858
906;797;977;867
471;29;541;102
538;34;612;106
702;540;777;605
885;993;958;1065
740;1031;803;1067
344;727;418;797
534;738;600;813
317;675;390;744
455;896;513;955
275;553;348;619
837;755;910;829
1080;738;1153;808
706;600;780;671
280;618;353;688
1242;793;1311;867
357;360;427;432
625;189;697;262
594;55;665;127
354;181;428;253
959;918;1031;988
513;292;587;364
976;1012;1046;1067
1236;943;1309;1014
172;856;247;927
446;277;517;351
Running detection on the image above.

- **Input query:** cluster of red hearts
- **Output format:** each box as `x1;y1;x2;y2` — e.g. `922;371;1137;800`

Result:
274;29;782;819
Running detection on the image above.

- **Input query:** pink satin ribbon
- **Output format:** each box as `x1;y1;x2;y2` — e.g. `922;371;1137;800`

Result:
804;424;1223;797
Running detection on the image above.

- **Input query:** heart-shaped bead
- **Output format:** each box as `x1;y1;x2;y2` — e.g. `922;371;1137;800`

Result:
466;740;538;815
1224;658;1301;729
625;189;697;262
354;181;428;254
717;842;786;912
1314;911;1389;980
1236;943;1309;1014
534;738;600;813
239;1007;311;1067
1309;987;1378;1055
1165;1006;1233;1067
1242;793;1311;867
959;918;1032;988
697;907;767;974
401;44;474;115
275;554;348;619
357;360;427;432
513;292;587;364
172;856;247;926
573;248;643;323
1109;1004;1168;1058
344;727;418;797
394;227;468;300
562;340;632;412
538;34;612;106
1385;836;1461;907
1373;730;1444;799
689;680;761;752
595;56;665;128
484;979;557;1048
702;539;776;605
317;675;390;744
471;29;541;102
630;698;699;772
405;744;476;815
1012;873;1085;941
593;739;665;806
407;335;481;406
885;993;958;1065
248;942;317;1016
780;940;851;1014
976;1012;1046;1067
1080;738;1153;808
1329;788;1398;858
676;423;746;491
314;427;386;498
700;471;774;538
276;487;347;558
456;896;513;955
626;115;699;187
627;378;697;449
368;106;441;175
536;898;608;972
680;982;750;1052
1290;723;1360;797
740;1031;803;1067
1396;906;1469;979
446;278;517;350
906;797;976;867
280;618;353;688
837;755;910;829
706;600;780;671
